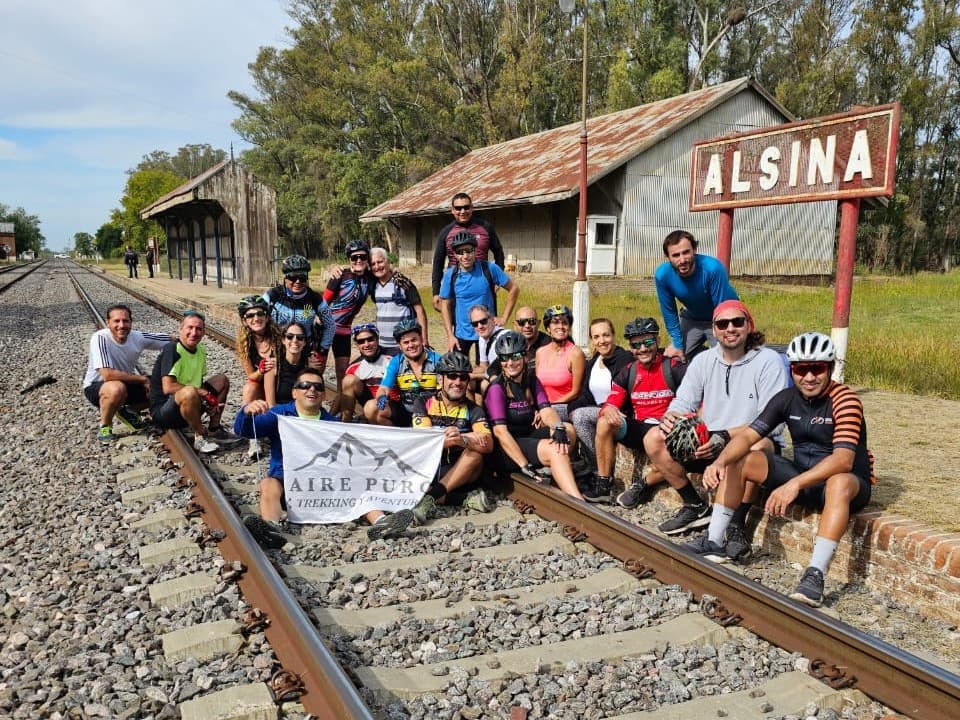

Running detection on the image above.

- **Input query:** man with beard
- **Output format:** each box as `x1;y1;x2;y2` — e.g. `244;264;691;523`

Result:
643;300;786;549
409;351;495;524
655;230;738;362
687;332;874;607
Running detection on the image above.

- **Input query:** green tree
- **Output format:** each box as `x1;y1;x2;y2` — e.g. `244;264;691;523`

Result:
0;203;45;255
135;144;227;178
73;232;94;257
95;222;123;259
115;168;183;251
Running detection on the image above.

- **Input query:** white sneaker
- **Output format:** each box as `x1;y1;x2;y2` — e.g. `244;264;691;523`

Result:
193;435;220;454
246;439;261;459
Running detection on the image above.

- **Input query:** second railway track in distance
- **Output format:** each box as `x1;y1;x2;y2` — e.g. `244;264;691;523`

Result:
2;259;958;720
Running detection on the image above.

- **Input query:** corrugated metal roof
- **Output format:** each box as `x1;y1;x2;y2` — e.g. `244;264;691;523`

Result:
140;159;232;218
362;77;791;222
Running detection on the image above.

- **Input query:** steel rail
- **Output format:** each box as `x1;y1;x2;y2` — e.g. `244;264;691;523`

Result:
69;266;374;718
504;475;960;720
77;265;959;717
0;259;46;294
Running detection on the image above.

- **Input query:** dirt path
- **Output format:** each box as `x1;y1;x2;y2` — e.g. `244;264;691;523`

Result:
857;389;960;532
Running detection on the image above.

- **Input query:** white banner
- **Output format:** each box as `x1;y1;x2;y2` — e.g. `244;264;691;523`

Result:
277;416;445;524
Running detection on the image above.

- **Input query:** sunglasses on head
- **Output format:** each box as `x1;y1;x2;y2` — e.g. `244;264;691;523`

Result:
443;372;471;382
629;337;657;349
244;311;266;320
285;274;308;283
470;317;491;327
499;352;525;362
714;316;747;330
452;204;472;212
294;380;325;391
285;333;306;341
516;318;537;327
349;253;368;262
183;309;205;321
791;361;830;377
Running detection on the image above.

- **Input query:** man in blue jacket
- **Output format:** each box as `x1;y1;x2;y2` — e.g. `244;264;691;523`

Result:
234;368;413;547
655;230;739;362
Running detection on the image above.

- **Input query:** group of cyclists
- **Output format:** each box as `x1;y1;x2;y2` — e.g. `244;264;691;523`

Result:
84;210;875;608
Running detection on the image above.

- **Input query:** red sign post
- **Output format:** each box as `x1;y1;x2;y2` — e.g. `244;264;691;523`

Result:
689;103;900;380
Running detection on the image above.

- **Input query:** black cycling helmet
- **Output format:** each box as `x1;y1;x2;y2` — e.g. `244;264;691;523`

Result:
624;316;659;338
282;254;311;275
237;295;269;318
345;239;370;257
436;351;472;375
543;304;573;329
450;231;477;250
392;318;422;341
494;330;527;357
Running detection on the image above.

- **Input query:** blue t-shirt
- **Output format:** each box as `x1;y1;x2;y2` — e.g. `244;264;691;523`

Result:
233;401;337;479
654;254;738;349
439;261;510;341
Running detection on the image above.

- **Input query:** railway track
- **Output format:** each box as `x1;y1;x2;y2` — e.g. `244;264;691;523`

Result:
4;259;958;719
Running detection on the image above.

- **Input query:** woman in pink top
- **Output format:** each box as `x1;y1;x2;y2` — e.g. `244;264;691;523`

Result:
535;304;586;421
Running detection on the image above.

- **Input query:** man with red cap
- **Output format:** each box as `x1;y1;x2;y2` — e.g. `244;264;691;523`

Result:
643;300;787;551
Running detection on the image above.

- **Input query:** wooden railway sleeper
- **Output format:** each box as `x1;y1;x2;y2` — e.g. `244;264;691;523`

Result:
809;658;857;689
184;500;204;517
238;608;271;636
623;558;656;579
268;668;305;703
700;595;743;627
218;560;246;584
562;524;588;543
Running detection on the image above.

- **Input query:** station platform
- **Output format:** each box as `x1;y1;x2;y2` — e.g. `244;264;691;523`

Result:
93;264;960;629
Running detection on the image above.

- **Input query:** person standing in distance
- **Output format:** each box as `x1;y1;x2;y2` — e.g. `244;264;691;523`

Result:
431;192;504;312
655;230;738;362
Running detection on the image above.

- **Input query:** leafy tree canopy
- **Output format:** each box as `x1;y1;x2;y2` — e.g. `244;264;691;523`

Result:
0;202;45;255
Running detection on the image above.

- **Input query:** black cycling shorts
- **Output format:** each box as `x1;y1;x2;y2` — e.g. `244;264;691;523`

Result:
763;453;871;513
84;381;148;408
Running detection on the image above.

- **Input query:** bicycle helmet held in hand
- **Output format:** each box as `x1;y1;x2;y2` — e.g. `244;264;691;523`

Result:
543;304;573;329
282;254;311;275
436;351;472;375
624;317;659;338
392;318;422;340
494;330;527;357
237;295;269;318
345;239;370;256
786;332;835;362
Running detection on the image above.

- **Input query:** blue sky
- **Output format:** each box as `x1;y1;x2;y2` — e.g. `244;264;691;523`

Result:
0;0;292;251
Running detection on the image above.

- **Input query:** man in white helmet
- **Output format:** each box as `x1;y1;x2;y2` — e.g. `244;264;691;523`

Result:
686;331;875;608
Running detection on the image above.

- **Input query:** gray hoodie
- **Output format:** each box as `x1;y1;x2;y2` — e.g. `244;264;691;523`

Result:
668;344;787;444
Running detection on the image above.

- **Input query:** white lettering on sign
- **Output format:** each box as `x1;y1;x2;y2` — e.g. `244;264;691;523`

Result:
690;104;898;210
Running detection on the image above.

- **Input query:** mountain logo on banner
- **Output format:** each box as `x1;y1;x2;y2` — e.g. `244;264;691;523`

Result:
290;431;432;480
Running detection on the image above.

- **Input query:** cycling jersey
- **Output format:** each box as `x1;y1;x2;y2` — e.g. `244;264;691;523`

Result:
603;354;675;421
380;349;442;411
484;373;551;437
324;269;373;335
424;396;491;465
750;381;875;483
263;286;335;352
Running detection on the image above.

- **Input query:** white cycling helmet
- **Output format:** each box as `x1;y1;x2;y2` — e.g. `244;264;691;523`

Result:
786;332;836;362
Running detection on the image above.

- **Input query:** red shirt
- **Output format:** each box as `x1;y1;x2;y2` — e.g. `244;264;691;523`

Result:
603;355;674;421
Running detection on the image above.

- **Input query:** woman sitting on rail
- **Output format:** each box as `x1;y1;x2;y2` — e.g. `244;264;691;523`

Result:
264;321;319;407
483;330;584;500
568;317;634;478
534;304;586;422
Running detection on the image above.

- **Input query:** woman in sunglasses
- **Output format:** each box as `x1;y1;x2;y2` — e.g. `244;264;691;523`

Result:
263;322;313;407
534;304;586;422
236;295;282;412
324;239;375;389
483;331;584;500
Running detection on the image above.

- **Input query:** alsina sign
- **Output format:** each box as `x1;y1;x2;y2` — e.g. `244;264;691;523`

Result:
689;104;899;210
